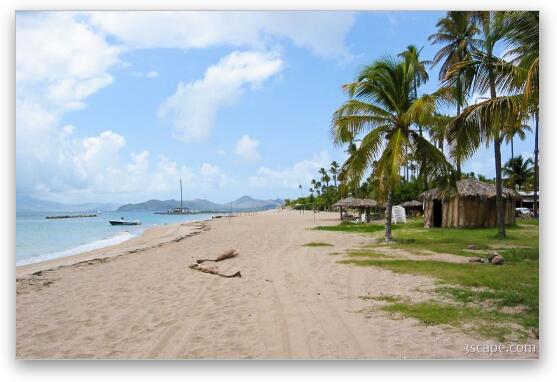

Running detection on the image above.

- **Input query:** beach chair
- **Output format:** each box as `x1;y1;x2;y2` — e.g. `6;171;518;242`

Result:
391;205;407;224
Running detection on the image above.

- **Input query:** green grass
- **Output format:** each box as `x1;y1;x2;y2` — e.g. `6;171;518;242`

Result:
332;219;539;340
346;250;388;259
382;301;528;342
362;295;402;303
302;242;334;247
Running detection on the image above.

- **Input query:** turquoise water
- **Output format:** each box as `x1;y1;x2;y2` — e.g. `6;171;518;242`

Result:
16;211;214;266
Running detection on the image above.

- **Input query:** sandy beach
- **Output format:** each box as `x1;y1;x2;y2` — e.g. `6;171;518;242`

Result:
16;210;538;359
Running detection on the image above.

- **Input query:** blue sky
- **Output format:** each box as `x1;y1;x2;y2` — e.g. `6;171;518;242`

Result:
16;11;535;204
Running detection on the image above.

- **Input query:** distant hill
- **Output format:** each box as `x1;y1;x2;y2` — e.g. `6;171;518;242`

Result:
117;195;282;212
16;195;120;213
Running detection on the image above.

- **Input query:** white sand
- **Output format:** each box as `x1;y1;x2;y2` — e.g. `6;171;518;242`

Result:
16;210;538;359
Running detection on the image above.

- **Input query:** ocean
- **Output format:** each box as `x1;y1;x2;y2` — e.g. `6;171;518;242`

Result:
16;211;215;266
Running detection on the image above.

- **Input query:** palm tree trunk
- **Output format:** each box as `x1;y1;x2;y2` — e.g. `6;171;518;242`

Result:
456;102;462;179
533;109;539;217
385;189;393;242
511;137;514;159
489;70;506;238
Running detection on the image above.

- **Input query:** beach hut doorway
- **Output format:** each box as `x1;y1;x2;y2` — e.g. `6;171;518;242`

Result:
433;200;443;227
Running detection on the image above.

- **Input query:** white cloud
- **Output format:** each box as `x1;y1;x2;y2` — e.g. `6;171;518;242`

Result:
130;70;159;78
87;11;355;58
249;151;331;189
15;11;355;200
234;135;261;162
158;51;283;142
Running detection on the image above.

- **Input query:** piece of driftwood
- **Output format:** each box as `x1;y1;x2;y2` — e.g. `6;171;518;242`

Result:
189;263;241;278
196;249;239;264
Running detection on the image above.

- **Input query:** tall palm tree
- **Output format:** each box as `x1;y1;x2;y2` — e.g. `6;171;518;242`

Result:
504;11;539;215
329;161;340;189
319;168;330;188
503;155;533;191
332;56;452;241
399;45;432;188
429;11;479;177
445;11;517;238
503;121;531;159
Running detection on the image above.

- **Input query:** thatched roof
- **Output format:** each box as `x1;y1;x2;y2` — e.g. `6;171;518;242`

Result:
419;178;516;201
401;200;422;208
333;197;378;208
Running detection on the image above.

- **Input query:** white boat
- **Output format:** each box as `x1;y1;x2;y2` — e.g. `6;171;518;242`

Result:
109;219;141;226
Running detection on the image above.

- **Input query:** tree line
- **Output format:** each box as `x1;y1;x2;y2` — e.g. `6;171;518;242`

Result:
289;11;539;242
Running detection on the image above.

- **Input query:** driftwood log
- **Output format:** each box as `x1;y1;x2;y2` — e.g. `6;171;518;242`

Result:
189;263;241;278
196;249;239;264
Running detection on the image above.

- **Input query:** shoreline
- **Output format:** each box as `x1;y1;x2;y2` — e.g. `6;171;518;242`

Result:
16;218;211;278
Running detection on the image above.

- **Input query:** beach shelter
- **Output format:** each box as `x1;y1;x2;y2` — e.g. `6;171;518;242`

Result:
333;197;378;222
400;200;423;216
418;178;516;228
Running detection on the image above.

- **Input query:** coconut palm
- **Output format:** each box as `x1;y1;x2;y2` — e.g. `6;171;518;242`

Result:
330;161;340;189
503;155;533;191
332;56;453;242
445;11;522;238
503;121;531;159
504;11;539;215
319;168;330;188
429;11;479;177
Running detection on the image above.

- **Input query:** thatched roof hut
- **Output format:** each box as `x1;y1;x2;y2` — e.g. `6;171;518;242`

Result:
418;178;516;228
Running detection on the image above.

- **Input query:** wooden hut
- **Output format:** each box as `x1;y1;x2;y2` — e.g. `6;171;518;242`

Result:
333;197;378;223
418;178;516;228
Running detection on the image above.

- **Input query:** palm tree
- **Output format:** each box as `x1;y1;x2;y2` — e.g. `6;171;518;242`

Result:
503;121;531;159
399;45;432;188
503;155;533;191
330;161;340;189
319;168;330;188
332;56;452;241
429;11;479;177
504;11;539;215
445;11;518;238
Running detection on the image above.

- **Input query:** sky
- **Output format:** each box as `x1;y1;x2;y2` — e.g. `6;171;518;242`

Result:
15;11;536;204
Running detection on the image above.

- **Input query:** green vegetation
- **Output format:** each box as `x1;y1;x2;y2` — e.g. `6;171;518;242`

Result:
361;295;402;303
333;219;538;341
302;242;334;247
382;301;528;342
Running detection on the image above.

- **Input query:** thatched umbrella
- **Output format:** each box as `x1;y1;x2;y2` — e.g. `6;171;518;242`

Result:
401;200;423;208
333;197;378;222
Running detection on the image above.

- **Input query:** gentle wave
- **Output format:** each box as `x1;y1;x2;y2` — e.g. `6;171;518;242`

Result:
16;231;139;266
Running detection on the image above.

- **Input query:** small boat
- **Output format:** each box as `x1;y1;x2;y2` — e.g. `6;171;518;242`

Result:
109;219;141;226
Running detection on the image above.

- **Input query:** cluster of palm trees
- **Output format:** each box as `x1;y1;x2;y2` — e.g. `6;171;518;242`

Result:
331;11;539;241
292;161;341;211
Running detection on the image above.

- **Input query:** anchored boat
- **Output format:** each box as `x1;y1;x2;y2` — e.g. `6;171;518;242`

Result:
109;218;141;226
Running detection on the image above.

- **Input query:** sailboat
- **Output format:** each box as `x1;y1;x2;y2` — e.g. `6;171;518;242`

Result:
154;179;193;215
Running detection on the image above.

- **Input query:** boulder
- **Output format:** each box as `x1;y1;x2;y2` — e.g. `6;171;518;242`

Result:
491;255;505;265
466;244;477;250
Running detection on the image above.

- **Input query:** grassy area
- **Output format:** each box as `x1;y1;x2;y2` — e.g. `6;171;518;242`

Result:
315;221;421;233
328;218;539;341
302;242;334;247
382;301;528;342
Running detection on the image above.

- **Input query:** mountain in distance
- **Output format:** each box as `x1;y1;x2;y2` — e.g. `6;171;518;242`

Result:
16;194;120;213
117;196;282;212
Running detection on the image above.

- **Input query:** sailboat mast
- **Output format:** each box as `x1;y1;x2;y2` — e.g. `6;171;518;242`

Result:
180;179;183;210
